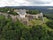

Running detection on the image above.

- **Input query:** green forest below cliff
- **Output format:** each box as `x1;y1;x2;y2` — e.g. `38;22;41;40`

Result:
0;14;53;40
0;8;53;40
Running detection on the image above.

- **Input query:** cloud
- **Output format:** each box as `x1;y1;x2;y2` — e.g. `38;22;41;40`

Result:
0;0;53;7
26;0;52;4
25;0;53;6
0;0;31;7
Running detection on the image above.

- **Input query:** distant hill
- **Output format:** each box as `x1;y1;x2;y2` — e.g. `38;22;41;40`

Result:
1;6;53;14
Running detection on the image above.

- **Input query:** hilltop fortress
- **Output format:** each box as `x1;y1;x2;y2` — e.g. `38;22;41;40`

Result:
0;9;44;26
14;9;43;19
15;9;44;26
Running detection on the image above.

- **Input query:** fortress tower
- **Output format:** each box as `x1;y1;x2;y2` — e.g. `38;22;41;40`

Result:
19;9;26;18
40;12;44;23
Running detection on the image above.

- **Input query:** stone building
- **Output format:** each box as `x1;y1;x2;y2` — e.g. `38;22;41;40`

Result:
26;12;44;21
17;9;27;18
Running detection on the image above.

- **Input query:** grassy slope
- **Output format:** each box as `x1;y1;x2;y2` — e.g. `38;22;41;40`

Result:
29;17;49;25
29;17;53;31
42;17;53;31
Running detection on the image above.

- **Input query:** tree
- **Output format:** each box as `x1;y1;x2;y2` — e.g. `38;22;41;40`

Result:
26;10;40;14
31;25;48;40
46;20;53;29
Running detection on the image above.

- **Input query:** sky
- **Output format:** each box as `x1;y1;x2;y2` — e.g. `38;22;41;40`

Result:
0;0;53;7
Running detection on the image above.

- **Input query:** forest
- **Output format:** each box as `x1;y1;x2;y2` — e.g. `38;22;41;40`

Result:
0;8;53;40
